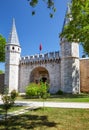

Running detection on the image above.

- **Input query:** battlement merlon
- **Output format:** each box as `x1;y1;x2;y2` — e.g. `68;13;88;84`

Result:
20;51;60;64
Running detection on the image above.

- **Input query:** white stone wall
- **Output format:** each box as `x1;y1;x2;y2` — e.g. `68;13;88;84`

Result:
19;60;61;94
61;58;80;93
19;64;31;92
60;40;80;93
9;65;19;92
72;43;79;57
47;62;61;93
61;40;79;58
5;45;21;93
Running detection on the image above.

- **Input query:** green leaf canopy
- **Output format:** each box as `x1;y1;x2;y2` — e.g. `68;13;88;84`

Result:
60;0;89;55
0;35;6;62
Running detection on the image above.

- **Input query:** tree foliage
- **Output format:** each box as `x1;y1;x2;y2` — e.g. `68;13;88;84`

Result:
0;70;4;74
27;0;56;17
0;35;6;62
60;0;89;55
1;89;18;129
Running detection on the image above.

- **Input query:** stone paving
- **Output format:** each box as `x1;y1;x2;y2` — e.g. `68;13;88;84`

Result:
0;99;89;109
15;101;89;109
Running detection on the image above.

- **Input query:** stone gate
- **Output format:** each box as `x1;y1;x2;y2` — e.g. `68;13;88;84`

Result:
19;51;61;93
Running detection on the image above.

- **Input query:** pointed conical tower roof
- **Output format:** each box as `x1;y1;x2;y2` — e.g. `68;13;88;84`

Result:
7;18;20;46
62;2;72;32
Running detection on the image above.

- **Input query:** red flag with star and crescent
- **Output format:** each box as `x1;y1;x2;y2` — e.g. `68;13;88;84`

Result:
39;43;42;51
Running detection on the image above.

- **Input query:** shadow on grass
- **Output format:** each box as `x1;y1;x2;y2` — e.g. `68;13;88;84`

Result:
0;105;4;114
0;112;57;130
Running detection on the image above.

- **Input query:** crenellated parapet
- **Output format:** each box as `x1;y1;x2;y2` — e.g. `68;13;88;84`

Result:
20;51;60;64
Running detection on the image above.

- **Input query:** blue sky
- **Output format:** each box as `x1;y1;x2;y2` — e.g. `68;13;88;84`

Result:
0;0;83;71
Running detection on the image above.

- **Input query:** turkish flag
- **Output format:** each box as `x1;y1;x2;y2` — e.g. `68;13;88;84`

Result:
39;44;42;51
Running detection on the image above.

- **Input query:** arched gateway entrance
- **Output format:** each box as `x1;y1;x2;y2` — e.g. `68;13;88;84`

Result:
30;67;49;84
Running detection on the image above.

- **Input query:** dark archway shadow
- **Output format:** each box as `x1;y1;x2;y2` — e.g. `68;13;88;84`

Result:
30;66;50;84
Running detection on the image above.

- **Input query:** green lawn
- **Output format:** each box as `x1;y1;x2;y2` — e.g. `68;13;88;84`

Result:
0;105;27;114
17;93;89;102
0;107;89;130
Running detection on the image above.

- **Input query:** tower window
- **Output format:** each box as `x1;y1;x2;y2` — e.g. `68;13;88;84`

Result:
7;47;9;50
18;48;19;51
12;46;15;50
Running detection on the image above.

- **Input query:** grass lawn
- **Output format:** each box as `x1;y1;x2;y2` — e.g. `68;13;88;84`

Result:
0;105;27;114
0;107;89;130
17;93;89;102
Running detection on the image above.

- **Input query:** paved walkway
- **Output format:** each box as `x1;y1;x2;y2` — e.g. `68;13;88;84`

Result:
0;105;40;120
14;101;89;109
0;97;89;108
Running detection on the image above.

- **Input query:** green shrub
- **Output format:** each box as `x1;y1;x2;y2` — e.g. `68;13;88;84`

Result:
56;90;63;95
26;83;40;98
25;82;49;98
10;89;18;103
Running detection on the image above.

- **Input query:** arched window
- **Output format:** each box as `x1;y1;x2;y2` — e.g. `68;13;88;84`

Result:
12;46;15;50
